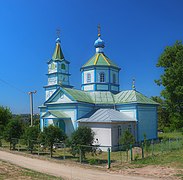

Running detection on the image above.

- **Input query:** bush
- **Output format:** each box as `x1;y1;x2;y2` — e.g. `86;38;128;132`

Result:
70;126;94;159
89;158;98;165
119;130;135;149
38;125;67;157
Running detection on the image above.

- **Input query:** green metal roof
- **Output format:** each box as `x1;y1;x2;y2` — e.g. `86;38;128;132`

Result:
82;53;120;69
115;90;158;105
42;110;70;118
63;88;93;103
89;91;115;104
52;42;64;60
45;87;158;105
62;88;157;105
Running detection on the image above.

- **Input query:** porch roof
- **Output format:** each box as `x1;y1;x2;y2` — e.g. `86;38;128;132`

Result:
41;110;70;119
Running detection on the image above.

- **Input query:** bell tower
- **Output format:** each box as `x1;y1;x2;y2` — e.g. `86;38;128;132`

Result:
44;34;72;100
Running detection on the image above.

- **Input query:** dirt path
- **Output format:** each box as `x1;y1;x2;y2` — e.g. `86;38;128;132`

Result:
0;150;156;180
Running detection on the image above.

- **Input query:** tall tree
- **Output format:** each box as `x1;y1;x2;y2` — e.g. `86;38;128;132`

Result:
155;41;183;129
151;96;170;130
39;125;66;157
0;106;12;135
3;118;23;150
23;126;40;153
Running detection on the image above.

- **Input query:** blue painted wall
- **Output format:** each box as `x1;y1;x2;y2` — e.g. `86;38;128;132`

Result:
137;105;158;141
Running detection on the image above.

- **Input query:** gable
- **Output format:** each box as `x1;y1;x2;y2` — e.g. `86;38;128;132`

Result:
45;88;75;104
51;91;74;103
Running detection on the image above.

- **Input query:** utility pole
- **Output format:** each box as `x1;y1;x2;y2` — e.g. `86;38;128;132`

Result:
28;90;37;127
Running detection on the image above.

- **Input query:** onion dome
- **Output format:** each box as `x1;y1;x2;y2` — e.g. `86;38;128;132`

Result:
94;37;105;48
81;25;120;70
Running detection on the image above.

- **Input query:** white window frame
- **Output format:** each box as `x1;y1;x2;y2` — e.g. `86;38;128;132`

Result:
87;73;91;83
99;72;105;82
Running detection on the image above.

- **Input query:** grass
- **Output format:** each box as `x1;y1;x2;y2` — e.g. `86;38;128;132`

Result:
131;131;183;168
0;160;62;180
131;148;183;178
21;169;62;180
158;131;183;140
132;148;183;168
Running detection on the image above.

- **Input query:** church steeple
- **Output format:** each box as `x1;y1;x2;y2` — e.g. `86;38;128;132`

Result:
52;37;64;60
44;33;73;100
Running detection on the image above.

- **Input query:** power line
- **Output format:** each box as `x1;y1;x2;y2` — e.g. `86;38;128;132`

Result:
0;77;27;94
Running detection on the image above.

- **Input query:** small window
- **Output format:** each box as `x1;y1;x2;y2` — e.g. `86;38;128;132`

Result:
51;63;56;70
113;74;116;84
118;126;122;137
99;72;105;82
128;124;132;133
61;64;66;70
87;73;91;83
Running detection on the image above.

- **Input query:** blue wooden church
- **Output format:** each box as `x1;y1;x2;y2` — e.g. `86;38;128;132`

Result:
39;28;158;149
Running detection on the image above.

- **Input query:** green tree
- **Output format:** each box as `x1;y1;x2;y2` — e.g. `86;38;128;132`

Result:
0;106;12;135
70;126;94;159
151;96;170;131
155;41;183;130
3;118;23;150
119;130;135;160
39;125;66;157
23;126;40;153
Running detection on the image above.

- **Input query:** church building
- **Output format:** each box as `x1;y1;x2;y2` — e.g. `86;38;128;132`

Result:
39;27;158;150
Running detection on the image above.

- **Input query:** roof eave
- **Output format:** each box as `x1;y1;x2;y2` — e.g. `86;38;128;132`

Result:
80;65;120;71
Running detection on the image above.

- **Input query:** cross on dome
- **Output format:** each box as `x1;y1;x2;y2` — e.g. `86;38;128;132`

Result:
56;28;61;43
98;24;101;37
94;24;105;53
132;78;136;91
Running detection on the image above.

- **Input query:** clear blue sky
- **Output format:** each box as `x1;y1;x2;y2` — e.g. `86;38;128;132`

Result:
0;0;183;114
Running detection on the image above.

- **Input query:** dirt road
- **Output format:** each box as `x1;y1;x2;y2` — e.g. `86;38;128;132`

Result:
0;150;155;180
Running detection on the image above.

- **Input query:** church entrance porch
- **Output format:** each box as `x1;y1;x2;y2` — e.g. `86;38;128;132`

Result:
41;110;71;133
56;120;65;132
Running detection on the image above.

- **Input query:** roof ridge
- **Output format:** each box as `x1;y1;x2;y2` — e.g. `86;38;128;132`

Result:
94;53;100;65
101;53;110;65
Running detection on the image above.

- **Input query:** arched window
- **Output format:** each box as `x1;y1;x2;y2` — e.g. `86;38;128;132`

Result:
99;72;105;82
113;73;116;84
51;63;56;70
87;73;91;83
61;64;66;70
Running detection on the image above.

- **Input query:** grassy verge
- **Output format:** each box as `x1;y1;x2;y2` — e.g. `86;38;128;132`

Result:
132;148;183;168
131;148;183;179
0;160;62;180
158;131;183;140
